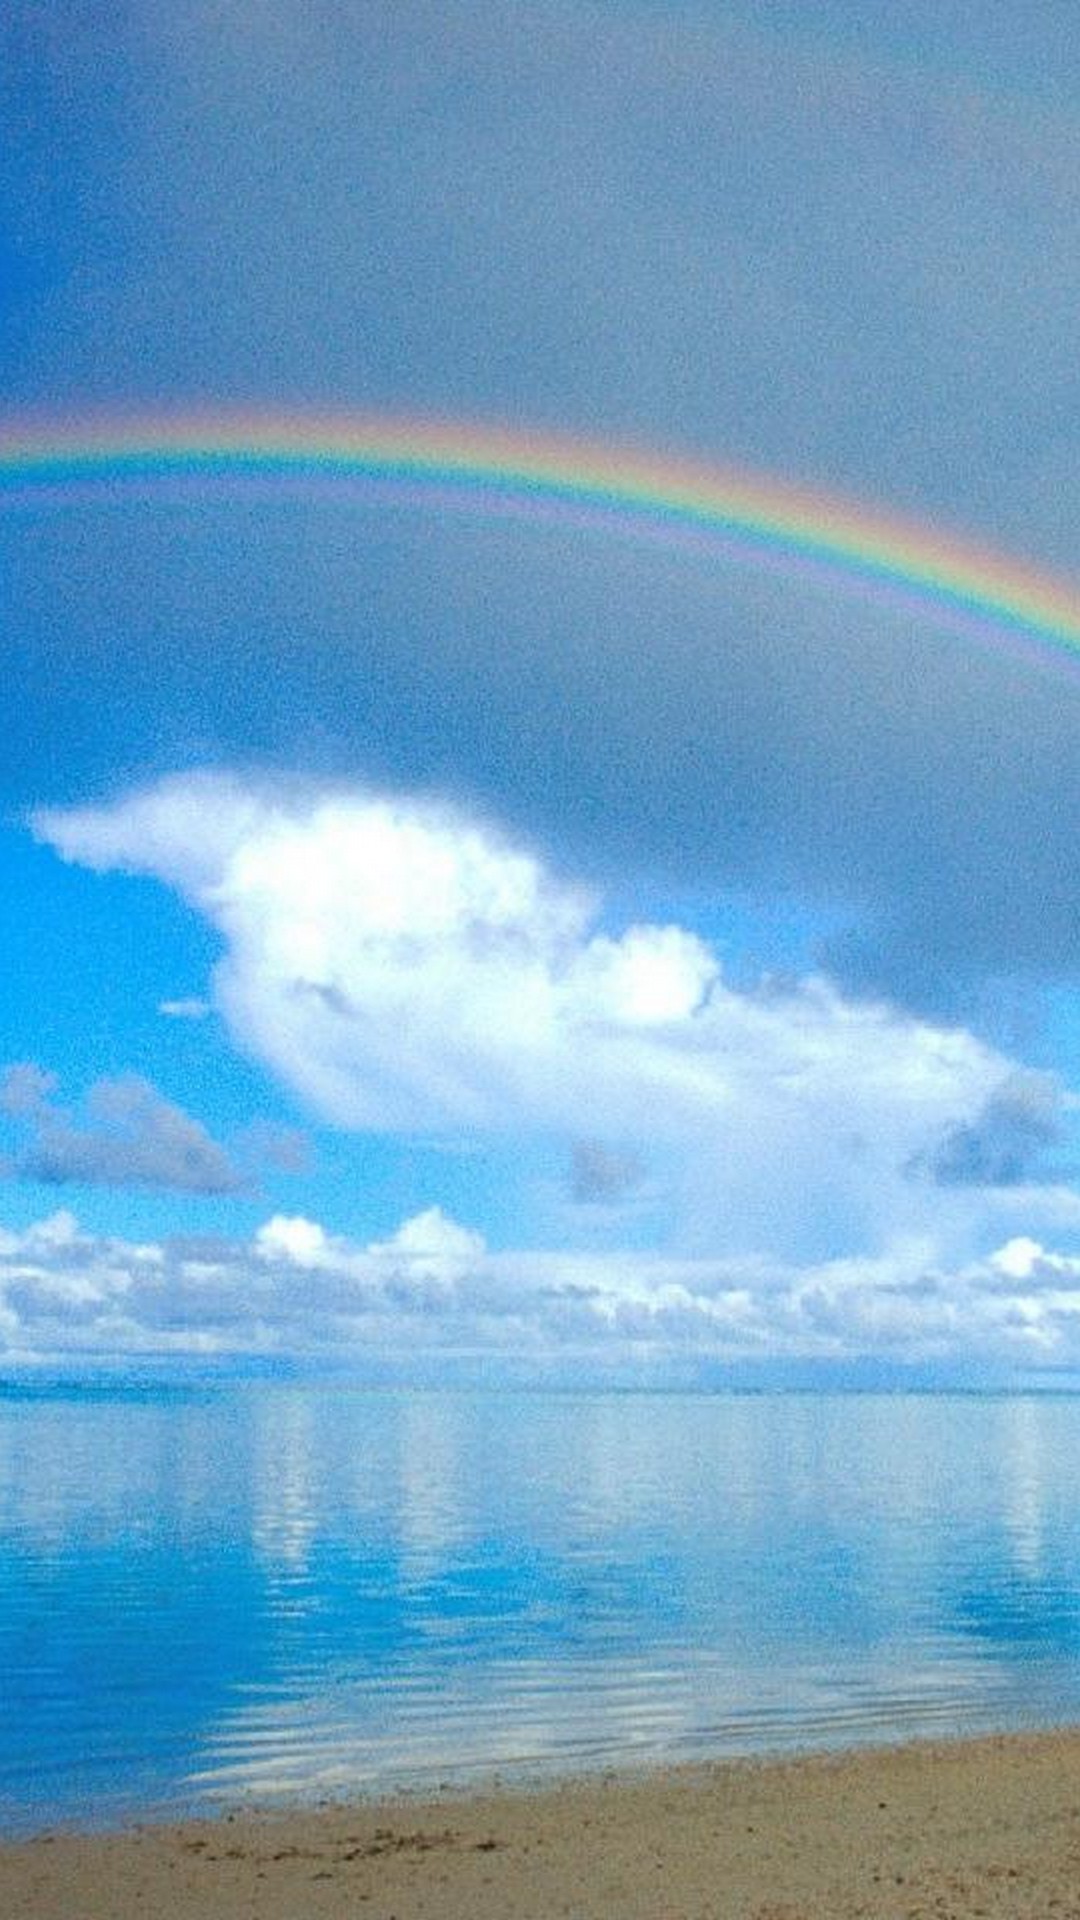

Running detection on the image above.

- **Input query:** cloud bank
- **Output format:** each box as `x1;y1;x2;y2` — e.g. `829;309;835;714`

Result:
5;1204;1080;1381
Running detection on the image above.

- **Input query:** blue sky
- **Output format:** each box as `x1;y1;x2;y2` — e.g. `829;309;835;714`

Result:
7;1;1080;1379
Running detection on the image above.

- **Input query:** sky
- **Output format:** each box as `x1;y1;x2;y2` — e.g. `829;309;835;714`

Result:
6;0;1080;1381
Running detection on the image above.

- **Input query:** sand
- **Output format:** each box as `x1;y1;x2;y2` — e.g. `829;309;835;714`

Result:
4;1730;1080;1918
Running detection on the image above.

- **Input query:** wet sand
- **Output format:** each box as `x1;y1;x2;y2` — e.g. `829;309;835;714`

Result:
4;1729;1080;1917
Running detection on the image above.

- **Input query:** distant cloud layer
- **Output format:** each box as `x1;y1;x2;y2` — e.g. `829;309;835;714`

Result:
0;1063;243;1195
34;772;1075;1264
5;1204;1080;1380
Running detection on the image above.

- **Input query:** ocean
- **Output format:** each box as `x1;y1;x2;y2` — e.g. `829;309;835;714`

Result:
2;1382;1079;1832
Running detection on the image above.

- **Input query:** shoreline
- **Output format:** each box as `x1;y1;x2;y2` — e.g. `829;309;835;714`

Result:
4;1726;1080;1917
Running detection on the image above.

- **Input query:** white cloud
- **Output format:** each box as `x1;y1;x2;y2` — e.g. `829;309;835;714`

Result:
34;772;1075;1263
368;1206;486;1285
256;1213;330;1269
256;1206;487;1307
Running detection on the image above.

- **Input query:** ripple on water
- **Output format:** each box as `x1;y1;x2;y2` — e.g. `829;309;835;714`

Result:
3;1386;1080;1828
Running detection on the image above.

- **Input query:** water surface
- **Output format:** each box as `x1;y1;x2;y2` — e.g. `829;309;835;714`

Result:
2;1384;1079;1831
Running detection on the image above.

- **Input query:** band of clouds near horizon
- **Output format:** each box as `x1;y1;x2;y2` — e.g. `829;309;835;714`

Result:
4;1200;1080;1375
5;411;1080;669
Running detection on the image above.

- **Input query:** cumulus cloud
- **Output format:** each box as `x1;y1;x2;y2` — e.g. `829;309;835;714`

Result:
34;772;1078;1262
258;1205;486;1308
5;1205;1080;1378
0;1063;243;1195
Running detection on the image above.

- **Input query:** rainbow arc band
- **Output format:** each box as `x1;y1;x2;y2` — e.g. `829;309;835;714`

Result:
4;411;1080;664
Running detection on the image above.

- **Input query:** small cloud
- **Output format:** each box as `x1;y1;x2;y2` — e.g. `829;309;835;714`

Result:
914;1070;1062;1189
370;1206;486;1268
570;1139;646;1205
369;1206;486;1304
0;1062;58;1118
237;1120;312;1176
158;997;211;1020
991;1237;1045;1283
1;1063;244;1195
256;1213;329;1268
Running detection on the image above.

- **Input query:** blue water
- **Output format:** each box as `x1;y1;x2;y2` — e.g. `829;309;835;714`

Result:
2;1384;1080;1833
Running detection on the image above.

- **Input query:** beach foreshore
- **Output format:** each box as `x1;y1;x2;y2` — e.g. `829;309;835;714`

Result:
4;1729;1080;1918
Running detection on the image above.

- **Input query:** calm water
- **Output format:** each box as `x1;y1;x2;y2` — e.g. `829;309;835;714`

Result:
2;1383;1080;1831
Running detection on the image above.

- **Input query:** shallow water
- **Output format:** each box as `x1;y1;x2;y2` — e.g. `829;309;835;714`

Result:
2;1383;1080;1831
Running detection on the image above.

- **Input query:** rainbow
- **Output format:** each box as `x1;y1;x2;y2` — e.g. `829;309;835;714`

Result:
3;409;1080;666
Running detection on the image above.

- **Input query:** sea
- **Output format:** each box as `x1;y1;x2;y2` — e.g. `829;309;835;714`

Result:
2;1381;1080;1833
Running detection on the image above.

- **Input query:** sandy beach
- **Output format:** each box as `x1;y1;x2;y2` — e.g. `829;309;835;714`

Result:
4;1729;1080;1918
